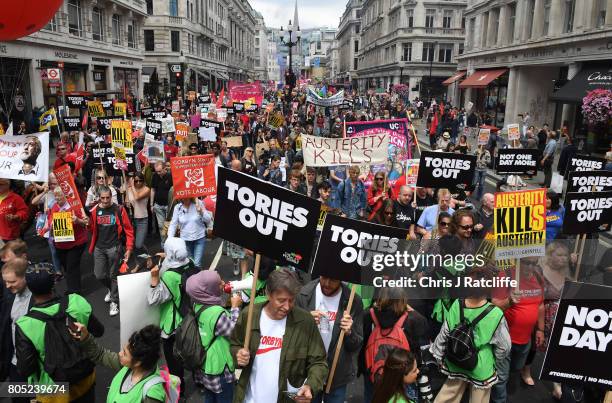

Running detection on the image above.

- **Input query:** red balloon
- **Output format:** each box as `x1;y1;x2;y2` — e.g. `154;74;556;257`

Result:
0;0;64;40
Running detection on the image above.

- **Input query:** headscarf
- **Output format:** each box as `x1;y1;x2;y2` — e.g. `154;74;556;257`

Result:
160;237;190;275
185;270;222;306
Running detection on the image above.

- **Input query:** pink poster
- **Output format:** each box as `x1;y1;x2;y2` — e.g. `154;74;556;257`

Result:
229;81;263;106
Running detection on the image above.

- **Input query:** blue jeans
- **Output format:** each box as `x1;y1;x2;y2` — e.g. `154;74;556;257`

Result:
133;217;148;250
47;237;62;274
184;237;205;268
203;379;233;403
473;169;487;200
491;341;531;403
313;384;347;403
153;203;168;247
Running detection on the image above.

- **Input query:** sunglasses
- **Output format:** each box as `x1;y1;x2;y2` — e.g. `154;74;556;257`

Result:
439;222;450;227
96;176;105;180
384;211;394;216
134;179;143;183
375;177;384;181
459;224;474;230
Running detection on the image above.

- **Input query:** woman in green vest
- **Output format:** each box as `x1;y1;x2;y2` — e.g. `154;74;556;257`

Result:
371;348;419;403
430;266;511;403
72;323;171;403
185;270;241;403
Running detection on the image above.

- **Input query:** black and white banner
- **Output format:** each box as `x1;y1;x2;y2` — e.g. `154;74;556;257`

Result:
496;149;539;174
92;142;136;175
97;116;120;136
140;107;153;118
416;151;476;189
66;95;86;109
152;111;166;121
63;117;81;130
311;214;410;284
101;100;114;112
198;95;211;104
213;167;320;271
232;102;245;113
201;118;222;134
145;119;162;137
306;87;345;107
566;155;606;177
540;281;612;387
562;191;612;234
246;103;258;113
566;171;612;193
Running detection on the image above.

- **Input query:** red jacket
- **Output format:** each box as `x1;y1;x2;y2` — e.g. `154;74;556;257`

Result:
367;186;393;221
88;204;134;253
47;203;89;249
0;192;28;241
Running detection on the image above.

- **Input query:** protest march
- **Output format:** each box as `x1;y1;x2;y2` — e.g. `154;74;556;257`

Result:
1;53;612;403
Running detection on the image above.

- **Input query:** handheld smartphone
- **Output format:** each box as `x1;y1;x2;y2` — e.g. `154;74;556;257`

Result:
282;391;297;401
66;317;80;334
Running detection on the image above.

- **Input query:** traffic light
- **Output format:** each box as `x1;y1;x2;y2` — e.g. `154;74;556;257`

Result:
175;72;183;89
285;70;296;88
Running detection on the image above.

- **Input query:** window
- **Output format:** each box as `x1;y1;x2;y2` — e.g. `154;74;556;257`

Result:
190;3;194;21
458;43;464;55
543;0;552;36
596;0;607;27
425;9;435;33
144;30;154;51
112;14;121;45
317;41;321;50
169;0;178;16
146;0;153;14
508;3;516;43
422;42;435;62
128;21;137;48
491;8;499;44
402;43;412;61
468;17;475;49
354;40;359;52
44;13;58;32
443;10;452;32
171;30;180;52
188;33;193;53
481;12;489;47
355;24;360;33
438;43;453;63
563;0;576;33
92;7;104;41
68;0;82;37
187;1;191;19
526;0;535;38
406;8;414;28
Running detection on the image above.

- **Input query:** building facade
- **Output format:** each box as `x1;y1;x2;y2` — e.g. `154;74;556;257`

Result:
0;0;147;125
354;0;467;99
455;0;612;151
266;29;282;83
336;0;363;88
253;11;269;81
305;28;337;80
142;0;256;98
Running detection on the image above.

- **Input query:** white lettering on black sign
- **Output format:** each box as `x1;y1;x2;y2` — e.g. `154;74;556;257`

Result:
329;225;399;266
569;197;612;223
423;156;472;179
559;305;612;352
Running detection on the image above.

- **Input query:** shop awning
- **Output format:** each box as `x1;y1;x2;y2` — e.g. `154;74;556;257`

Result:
551;66;612;103
142;66;156;76
213;70;229;81
442;71;466;86
459;69;508;88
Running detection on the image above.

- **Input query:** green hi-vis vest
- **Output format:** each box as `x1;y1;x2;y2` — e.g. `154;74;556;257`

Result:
352;284;374;309
160;269;184;335
16;294;92;384
106;366;166;403
194;304;235;375
443;300;504;386
240;272;267;304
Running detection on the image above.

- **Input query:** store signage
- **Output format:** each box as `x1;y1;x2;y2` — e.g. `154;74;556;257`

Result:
47;68;61;81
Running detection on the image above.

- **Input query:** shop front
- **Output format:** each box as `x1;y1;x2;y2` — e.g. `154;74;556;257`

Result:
459;68;509;127
0;56;32;127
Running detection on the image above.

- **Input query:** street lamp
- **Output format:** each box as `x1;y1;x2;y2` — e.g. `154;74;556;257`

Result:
280;20;301;91
428;41;438;103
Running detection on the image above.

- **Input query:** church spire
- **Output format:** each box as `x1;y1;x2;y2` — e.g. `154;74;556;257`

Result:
293;0;299;29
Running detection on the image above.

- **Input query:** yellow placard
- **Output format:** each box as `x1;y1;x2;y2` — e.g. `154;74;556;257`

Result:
494;188;546;260
114;102;127;116
113;145;126;161
87;100;105;118
111;120;133;152
52;211;75;242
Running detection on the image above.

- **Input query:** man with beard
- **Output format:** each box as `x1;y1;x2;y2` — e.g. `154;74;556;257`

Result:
393;185;417;239
19;136;43;177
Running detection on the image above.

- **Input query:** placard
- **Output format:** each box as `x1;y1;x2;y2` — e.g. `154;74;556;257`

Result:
161;117;175;133
201;118;221;134
140;107;153;118
213;167;320;271
540;281;612;388
152;111;166;121
302;133;389;167
53;164;83;212
114;102;127;116
52;211;75;242
144;139;165;163
198;126;217;142
566;155;606;176
97;116;120;137
118;271;160;348
0;131;49;181
145;119;162;137
63;117;81;130
267;112;285;129
478;128;490;145
416;151;476;189
311;214;410;284
494;188;546;259
232;102;245;113
507;124;520;141
566;171;612;193
92;142;135;175
175;122;190;142
170;155;217;199
496;149;539;174
87;100;105;117
562;191;612;235
111;120;133;152
224;136;243;148
66;95;86;109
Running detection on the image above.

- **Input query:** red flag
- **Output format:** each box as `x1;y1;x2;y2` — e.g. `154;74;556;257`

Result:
81;110;88;129
210;92;217;104
137;148;148;166
430;112;439;135
69;143;85;173
216;88;225;108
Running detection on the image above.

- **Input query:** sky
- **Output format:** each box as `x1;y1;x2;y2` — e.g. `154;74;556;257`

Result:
250;0;345;30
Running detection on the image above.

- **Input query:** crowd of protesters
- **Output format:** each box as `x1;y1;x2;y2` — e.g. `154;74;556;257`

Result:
0;82;610;403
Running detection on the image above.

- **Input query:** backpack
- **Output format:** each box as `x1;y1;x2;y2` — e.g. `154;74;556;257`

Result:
26;297;94;383
141;365;180;403
364;309;410;383
168;262;200;324
445;300;494;371
173;305;211;371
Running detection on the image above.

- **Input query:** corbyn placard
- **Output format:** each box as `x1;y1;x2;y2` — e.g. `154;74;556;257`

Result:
170;155;217;199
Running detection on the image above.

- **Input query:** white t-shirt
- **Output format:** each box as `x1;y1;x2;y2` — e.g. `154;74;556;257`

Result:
315;283;342;353
245;308;287;403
